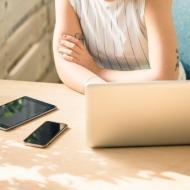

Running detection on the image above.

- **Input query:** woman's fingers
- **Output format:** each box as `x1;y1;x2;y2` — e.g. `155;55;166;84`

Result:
57;34;88;66
57;34;85;61
61;53;81;65
58;39;81;54
57;47;81;61
63;35;85;50
58;35;85;52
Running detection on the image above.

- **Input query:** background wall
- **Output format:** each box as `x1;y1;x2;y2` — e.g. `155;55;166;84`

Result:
0;0;60;83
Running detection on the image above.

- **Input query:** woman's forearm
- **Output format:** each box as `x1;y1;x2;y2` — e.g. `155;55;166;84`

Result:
53;49;105;94
97;67;178;82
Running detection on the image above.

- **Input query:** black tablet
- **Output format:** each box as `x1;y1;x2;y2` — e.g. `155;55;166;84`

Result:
0;96;57;131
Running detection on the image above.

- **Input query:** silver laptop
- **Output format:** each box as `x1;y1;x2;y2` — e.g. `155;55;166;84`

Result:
85;81;190;148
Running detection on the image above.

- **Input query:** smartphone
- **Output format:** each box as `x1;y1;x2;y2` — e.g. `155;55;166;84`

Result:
0;96;56;131
23;121;68;148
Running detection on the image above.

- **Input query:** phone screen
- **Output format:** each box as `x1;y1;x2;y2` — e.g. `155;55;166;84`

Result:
24;121;68;147
0;96;56;130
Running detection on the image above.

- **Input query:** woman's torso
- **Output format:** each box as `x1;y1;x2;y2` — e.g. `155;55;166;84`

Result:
69;0;186;79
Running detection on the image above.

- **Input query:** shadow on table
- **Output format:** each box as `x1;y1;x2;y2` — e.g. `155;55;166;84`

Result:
0;129;190;189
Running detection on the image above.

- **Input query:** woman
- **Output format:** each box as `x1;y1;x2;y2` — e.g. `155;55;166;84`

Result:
53;0;186;94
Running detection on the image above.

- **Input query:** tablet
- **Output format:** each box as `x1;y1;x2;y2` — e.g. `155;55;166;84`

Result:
0;96;57;131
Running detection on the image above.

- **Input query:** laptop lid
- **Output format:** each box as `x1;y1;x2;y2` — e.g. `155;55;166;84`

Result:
85;81;190;148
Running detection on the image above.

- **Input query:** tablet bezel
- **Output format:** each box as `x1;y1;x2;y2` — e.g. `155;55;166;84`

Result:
0;96;57;131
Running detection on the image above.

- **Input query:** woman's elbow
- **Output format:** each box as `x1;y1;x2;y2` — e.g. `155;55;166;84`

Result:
151;69;179;81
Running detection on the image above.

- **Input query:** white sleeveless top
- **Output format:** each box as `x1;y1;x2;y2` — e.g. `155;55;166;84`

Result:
69;0;186;80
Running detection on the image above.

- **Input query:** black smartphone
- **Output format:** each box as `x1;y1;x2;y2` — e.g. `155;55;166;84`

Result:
23;121;68;148
0;96;56;131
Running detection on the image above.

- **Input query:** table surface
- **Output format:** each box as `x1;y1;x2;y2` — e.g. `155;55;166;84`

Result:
0;79;190;190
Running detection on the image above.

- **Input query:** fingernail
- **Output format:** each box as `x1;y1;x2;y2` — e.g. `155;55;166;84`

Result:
58;40;61;43
64;35;67;38
57;47;59;50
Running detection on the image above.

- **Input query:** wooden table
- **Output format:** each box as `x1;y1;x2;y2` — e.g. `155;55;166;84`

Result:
0;79;190;190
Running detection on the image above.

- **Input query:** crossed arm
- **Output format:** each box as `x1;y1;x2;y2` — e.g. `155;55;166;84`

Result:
53;0;179;94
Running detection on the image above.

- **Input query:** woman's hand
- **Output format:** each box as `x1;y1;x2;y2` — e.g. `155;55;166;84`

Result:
57;35;100;74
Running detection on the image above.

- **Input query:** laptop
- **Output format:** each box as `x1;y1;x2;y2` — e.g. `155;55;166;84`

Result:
85;81;190;148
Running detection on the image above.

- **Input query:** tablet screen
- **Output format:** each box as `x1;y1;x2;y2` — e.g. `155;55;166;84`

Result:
0;96;56;130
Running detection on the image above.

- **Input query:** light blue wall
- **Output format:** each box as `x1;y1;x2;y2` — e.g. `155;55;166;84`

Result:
173;0;190;79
